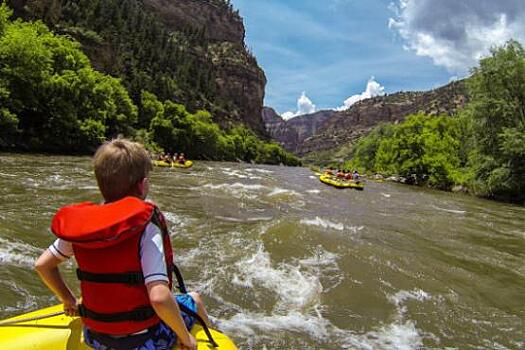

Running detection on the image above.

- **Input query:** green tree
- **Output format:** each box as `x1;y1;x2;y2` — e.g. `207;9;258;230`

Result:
466;40;525;200
350;123;393;172
350;113;462;189
0;6;136;152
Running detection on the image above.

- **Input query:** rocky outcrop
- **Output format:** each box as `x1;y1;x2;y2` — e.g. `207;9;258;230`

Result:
265;80;467;155
144;0;245;43
261;107;298;151
210;42;267;135
145;0;268;135
262;107;336;153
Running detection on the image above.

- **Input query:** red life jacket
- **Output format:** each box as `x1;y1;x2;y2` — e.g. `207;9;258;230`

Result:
51;196;174;335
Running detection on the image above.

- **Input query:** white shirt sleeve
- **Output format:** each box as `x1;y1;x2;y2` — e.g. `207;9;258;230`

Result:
48;238;74;260
140;222;169;285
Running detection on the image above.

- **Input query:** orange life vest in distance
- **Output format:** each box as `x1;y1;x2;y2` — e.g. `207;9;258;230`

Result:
51;197;174;335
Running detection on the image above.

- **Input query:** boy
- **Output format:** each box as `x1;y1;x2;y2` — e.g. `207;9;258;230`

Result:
35;139;209;350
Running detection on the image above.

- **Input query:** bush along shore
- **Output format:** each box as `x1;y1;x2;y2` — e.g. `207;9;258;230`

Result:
343;41;525;204
0;4;301;166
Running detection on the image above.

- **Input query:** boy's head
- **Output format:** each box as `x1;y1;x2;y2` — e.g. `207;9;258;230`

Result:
93;139;152;202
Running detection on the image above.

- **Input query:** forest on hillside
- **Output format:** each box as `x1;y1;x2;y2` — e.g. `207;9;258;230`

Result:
0;4;300;166
346;41;525;202
14;0;246;114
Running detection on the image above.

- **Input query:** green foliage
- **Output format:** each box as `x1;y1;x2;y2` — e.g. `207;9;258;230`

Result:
349;114;463;189
349;123;394;172
0;76;18;144
0;7;136;152
147;93;301;165
0;3;12;35
464;40;525;201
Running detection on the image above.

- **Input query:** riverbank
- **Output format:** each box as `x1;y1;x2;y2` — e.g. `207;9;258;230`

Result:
362;172;524;205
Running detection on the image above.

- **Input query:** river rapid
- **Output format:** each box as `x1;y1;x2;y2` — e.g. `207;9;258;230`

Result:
0;154;524;349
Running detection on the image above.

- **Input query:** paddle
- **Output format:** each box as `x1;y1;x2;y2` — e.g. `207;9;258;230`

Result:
0;310;65;327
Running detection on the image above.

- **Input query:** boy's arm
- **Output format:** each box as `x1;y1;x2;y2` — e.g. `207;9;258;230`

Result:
35;249;78;316
147;281;197;350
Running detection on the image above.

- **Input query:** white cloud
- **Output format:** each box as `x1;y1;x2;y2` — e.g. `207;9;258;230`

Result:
335;77;385;111
389;0;525;72
281;92;316;120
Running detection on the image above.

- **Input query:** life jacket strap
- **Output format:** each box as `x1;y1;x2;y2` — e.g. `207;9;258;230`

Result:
78;304;155;323
76;268;145;284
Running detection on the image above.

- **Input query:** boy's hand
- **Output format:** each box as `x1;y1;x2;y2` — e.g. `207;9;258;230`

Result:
178;334;197;350
35;249;78;317
62;295;78;316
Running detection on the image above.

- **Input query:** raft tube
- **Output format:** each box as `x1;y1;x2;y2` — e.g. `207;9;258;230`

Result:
153;160;193;169
0;304;237;350
319;174;365;190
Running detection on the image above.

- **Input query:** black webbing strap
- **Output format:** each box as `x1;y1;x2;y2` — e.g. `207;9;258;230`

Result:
170;263;217;347
171;264;188;294
76;268;144;284
78;305;156;323
178;302;218;348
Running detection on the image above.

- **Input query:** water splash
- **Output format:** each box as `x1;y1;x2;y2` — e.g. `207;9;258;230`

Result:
0;237;40;268
232;245;322;310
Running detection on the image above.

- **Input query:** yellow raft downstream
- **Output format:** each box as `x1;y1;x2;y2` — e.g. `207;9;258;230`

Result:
319;174;365;190
153;160;193;169
0;304;237;350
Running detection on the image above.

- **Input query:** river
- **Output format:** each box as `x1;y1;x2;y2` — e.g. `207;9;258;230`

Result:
0;154;524;349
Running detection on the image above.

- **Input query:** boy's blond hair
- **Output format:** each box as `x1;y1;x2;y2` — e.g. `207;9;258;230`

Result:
93;139;152;202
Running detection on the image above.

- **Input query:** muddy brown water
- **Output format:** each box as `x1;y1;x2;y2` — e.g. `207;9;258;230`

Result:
0;154;524;349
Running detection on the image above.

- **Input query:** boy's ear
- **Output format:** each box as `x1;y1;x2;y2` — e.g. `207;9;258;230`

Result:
137;177;148;196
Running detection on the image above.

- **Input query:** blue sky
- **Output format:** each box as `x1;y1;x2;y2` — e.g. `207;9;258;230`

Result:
230;0;525;117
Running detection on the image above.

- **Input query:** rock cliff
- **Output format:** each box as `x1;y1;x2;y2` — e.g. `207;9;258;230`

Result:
264;80;467;156
144;0;267;134
262;107;336;153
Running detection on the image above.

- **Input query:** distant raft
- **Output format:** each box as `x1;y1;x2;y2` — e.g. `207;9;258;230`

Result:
153;160;193;168
0;304;237;350
319;174;365;190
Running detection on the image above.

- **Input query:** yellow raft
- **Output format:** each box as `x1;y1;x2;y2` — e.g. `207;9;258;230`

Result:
319;174;365;190
153;160;193;169
0;304;237;350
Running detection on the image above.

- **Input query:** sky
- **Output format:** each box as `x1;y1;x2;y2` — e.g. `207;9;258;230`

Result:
230;0;525;119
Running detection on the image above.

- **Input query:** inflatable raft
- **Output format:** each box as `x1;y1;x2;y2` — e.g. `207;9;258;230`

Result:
153;160;193;169
319;174;365;190
0;304;236;350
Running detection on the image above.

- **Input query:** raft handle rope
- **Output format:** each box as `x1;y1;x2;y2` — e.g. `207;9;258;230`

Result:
0;311;65;327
